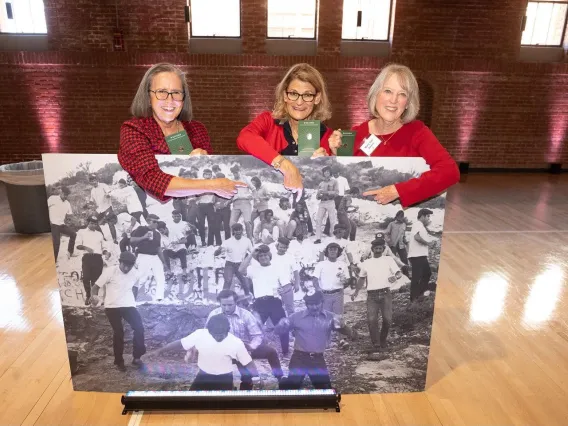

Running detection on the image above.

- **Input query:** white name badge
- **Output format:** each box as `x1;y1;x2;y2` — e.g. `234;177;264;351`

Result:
360;134;381;156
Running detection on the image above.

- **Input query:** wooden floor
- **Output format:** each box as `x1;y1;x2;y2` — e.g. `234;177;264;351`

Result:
1;173;567;425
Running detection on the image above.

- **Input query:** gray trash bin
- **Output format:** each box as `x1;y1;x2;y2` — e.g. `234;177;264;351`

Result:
0;160;51;234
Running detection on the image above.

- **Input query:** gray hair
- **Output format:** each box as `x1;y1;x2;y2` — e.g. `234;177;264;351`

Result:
130;63;193;121
367;63;420;124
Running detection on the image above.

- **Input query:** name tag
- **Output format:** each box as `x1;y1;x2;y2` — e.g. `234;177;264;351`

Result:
360;134;381;156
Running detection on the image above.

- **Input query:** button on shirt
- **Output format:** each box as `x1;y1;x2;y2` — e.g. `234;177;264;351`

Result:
279;309;340;353
359;256;400;291
76;228;105;255
313;259;348;291
180;329;252;375
95;265;142;308
90;183;111;213
48;195;72;225
408;221;431;258
222;237;253;263
206;306;263;350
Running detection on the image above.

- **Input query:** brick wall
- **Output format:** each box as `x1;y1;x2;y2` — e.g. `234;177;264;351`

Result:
0;0;567;168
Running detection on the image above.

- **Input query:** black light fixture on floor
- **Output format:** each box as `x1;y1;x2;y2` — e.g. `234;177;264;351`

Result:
121;389;341;414
549;163;562;174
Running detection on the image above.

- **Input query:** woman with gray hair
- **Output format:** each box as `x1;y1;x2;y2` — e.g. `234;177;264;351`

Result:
119;63;244;202
325;63;459;207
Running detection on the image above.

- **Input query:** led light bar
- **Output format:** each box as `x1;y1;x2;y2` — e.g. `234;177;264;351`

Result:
121;389;341;414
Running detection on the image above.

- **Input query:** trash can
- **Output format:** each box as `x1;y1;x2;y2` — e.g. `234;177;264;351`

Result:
0;160;51;234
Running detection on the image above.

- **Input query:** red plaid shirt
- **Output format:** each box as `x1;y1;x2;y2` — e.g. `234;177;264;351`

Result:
118;117;212;201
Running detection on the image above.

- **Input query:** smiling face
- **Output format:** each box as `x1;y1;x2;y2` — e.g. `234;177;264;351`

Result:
150;72;184;127
375;73;409;124
284;79;321;122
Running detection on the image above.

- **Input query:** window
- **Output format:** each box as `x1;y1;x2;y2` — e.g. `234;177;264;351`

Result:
342;0;392;41
189;0;240;37
267;0;317;39
521;1;568;46
0;0;47;34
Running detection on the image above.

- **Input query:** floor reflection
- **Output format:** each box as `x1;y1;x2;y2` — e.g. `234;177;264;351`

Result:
0;273;30;332
470;272;509;324
523;263;565;328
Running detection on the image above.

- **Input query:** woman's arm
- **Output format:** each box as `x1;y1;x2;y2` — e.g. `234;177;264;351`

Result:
236;112;280;165
394;125;460;207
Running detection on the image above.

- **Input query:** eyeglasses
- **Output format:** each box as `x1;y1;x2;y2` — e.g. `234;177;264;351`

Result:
285;91;316;102
149;89;185;101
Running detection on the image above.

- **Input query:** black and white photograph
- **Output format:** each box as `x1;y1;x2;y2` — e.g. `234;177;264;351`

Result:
42;153;447;394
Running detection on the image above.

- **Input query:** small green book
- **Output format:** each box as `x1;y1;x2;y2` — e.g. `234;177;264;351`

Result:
165;130;193;155
337;130;356;156
297;120;321;156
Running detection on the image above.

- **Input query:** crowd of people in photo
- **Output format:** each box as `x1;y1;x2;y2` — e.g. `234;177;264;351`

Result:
52;161;439;390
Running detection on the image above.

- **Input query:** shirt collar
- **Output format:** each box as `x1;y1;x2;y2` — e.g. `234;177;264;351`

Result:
301;308;328;319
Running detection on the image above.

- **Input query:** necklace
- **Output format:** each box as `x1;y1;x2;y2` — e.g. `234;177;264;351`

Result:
162;120;180;137
374;119;402;146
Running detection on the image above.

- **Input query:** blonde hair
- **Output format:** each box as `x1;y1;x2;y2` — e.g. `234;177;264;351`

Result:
367;63;420;123
130;63;193;121
272;63;332;122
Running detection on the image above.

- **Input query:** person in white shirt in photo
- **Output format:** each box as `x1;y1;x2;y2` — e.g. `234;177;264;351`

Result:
314;166;338;244
76;215;106;305
214;223;253;293
91;251;146;372
272;197;292;237
250;176;270;227
110;179;145;224
408;208;436;302
196;169;220;247
313;242;349;317
239;244;290;356
353;237;402;352
206;290;284;389
149;314;258;390
115;211;139;253
163;210;190;278
323;169;350;236
48;186;76;262
228;165;254;239
270;237;300;316
88;174;113;220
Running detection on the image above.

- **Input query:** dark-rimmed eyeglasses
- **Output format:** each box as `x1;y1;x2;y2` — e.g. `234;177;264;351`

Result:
149;89;185;101
285;91;316;102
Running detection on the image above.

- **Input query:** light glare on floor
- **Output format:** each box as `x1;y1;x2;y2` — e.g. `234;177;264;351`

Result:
523;263;565;328
470;272;509;324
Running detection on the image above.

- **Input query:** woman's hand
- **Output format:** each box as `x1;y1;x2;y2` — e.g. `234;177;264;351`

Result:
311;147;329;158
208;178;247;199
189;148;208;156
279;158;303;202
327;129;342;156
363;185;400;204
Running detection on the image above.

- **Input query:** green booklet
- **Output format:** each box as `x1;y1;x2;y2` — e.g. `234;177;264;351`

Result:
165;130;193;155
297;120;321;156
337;130;356;156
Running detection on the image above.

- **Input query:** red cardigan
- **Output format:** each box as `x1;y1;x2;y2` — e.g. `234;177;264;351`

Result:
118;117;212;201
329;120;460;207
237;111;334;164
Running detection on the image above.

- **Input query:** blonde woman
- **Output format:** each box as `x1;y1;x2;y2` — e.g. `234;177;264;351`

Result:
237;63;341;199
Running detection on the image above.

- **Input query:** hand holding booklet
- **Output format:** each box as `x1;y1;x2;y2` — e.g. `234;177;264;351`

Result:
336;130;356;156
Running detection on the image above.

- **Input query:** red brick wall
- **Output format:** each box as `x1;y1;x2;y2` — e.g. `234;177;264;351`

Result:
0;0;567;168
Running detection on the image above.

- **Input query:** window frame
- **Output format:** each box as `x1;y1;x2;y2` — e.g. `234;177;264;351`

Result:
266;0;318;40
0;0;47;35
188;0;242;39
340;0;394;42
521;1;568;47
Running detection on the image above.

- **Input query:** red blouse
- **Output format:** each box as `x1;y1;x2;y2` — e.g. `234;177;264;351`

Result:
323;120;459;207
118;117;212;201
237;111;334;164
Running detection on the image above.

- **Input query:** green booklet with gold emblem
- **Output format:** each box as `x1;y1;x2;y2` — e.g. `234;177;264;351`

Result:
165;130;193;155
337;130;356;156
297;120;321;156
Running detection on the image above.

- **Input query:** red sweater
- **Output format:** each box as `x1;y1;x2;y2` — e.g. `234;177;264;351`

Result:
118;117;212;201
237;111;334;164
343;120;460;207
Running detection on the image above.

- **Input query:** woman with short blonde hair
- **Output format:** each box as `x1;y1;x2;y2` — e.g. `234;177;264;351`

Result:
326;63;460;208
237;63;340;199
